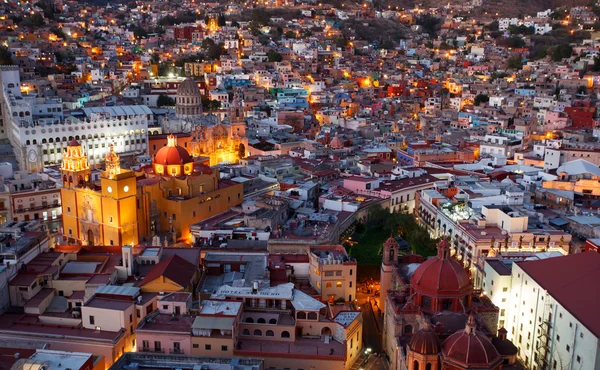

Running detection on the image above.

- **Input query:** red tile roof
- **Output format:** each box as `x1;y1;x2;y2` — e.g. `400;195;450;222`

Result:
139;255;196;288
517;252;600;338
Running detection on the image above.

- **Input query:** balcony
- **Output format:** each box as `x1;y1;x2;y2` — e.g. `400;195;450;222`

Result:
140;348;164;353
169;348;184;354
15;203;61;213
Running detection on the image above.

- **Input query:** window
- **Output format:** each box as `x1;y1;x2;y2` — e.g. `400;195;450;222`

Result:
566;345;570;352
557;335;560;342
349;281;352;288
163;305;168;310
89;316;95;325
242;329;250;336
193;344;199;349
142;340;149;349
336;282;342;288
266;330;274;337
326;282;332;288
109;216;113;223
205;344;211;350
221;345;228;351
281;331;290;338
137;309;141;318
503;287;508;292
253;329;262;336
501;309;505;316
154;341;161;351
350;269;353;276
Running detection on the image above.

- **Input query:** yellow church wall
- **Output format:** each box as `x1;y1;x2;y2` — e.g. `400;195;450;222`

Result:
74;187;105;245
151;181;243;243
61;188;80;240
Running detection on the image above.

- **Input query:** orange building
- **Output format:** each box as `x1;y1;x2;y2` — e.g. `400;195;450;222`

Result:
60;136;244;246
61;141;139;247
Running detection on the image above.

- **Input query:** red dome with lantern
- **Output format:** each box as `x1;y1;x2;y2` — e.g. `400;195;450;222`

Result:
154;134;193;165
441;314;503;369
409;321;441;355
409;240;473;312
153;134;194;177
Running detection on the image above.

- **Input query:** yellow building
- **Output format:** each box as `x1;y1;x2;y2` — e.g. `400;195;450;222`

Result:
61;136;244;246
61;141;139;247
137;134;244;243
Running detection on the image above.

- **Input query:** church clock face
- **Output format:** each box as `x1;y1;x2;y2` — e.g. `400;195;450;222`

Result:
27;149;38;163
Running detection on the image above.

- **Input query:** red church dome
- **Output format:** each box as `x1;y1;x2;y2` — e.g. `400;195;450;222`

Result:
409;322;441;355
330;134;344;149
442;315;502;369
411;240;471;296
154;134;193;165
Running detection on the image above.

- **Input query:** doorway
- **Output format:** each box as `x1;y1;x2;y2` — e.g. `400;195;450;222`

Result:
88;229;95;246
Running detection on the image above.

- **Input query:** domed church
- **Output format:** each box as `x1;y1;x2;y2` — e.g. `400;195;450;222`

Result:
382;240;519;370
60;136;244;245
159;78;247;167
176;78;203;119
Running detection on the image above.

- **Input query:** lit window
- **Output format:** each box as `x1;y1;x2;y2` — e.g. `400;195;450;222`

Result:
123;185;129;193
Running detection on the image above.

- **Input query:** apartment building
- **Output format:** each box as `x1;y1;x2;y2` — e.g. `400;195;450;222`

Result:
507;253;600;370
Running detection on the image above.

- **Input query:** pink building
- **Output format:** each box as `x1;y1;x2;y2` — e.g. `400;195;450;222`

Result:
136;293;195;355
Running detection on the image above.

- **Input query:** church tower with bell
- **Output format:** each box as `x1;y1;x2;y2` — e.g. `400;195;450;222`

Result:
380;234;399;306
60;142;139;247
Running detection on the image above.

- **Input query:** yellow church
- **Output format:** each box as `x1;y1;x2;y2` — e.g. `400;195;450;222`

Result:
60;135;244;246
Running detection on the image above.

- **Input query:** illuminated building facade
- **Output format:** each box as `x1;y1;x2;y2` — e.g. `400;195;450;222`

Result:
138;134;244;242
61;141;139;246
189;91;247;166
60;135;244;245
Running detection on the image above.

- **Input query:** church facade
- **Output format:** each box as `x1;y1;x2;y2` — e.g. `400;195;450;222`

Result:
60;135;244;246
159;77;248;167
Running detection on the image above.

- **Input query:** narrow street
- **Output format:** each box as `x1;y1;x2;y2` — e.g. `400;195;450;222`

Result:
354;291;389;370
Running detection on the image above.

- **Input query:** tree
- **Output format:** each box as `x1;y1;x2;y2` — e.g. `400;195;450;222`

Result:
217;13;226;27
35;0;56;20
366;204;438;257
267;49;282;62
238;143;246;159
250;8;271;26
484;20;499;31
285;30;296;39
416;14;442;37
133;26;148;39
0;46;13;65
335;37;347;48
381;40;395;50
156;94;175;107
474;94;489;106
50;26;66;39
592;56;600;72
552;44;572;62
202;97;221;111
507;55;523;70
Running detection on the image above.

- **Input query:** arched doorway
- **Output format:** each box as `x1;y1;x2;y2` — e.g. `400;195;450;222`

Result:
321;327;332;338
87;229;95;246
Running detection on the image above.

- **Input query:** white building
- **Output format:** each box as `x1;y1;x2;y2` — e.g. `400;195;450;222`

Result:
508;253;600;370
6;102;151;172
